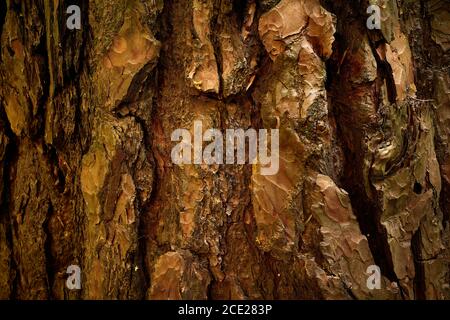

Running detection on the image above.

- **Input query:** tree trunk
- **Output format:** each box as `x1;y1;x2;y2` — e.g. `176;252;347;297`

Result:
0;0;449;300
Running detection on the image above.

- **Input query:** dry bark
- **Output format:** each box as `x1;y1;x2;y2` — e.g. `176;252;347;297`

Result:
0;0;449;300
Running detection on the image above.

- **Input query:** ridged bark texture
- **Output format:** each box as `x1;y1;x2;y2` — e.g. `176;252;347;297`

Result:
0;0;449;299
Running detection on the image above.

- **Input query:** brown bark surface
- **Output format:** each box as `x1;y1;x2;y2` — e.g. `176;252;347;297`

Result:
0;0;449;299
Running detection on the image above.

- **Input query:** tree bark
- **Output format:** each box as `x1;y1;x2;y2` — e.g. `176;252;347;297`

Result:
0;0;449;299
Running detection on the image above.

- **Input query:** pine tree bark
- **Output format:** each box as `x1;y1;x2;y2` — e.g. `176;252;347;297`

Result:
0;0;449;300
